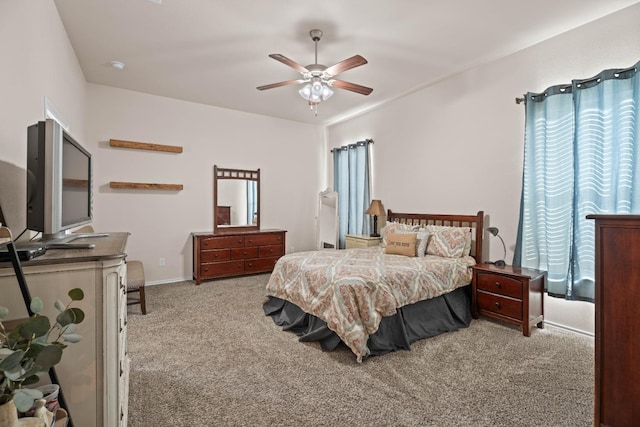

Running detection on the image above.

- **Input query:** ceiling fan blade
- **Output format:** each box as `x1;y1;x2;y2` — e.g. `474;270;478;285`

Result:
330;79;373;96
268;54;309;74
324;55;368;77
256;80;306;91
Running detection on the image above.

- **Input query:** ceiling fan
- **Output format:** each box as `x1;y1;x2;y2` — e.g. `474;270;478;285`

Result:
257;29;373;113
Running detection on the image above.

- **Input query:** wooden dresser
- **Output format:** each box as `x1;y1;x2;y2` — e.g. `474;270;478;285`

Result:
216;206;231;226
587;215;640;427
192;229;286;285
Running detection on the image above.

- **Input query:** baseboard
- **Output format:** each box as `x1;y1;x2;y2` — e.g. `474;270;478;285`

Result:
544;320;594;338
146;277;193;286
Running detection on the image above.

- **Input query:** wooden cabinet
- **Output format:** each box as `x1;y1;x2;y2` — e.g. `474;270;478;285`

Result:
471;263;545;337
587;215;640;427
192;229;286;285
0;233;130;427
216;206;231;225
345;234;381;249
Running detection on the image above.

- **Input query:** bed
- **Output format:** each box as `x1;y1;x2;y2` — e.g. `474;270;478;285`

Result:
263;210;484;362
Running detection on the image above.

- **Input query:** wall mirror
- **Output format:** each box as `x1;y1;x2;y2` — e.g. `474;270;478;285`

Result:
213;165;260;234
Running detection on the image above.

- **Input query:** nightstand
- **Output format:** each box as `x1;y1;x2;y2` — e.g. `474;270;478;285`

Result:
471;263;545;337
345;234;382;249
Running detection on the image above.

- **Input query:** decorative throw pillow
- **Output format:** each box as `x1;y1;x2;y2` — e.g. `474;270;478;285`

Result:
395;229;429;256
425;225;471;258
384;232;417;257
380;222;417;248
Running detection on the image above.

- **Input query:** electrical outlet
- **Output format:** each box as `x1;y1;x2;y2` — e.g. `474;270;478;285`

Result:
159;257;165;266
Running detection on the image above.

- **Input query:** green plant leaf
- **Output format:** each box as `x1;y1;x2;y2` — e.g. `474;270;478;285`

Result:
0;306;8;320
17;316;50;340
5;364;25;381
54;300;66;312
24;343;45;360
30;297;43;314
69;308;84;324
68;288;84;301
13;388;43;412
34;345;63;370
61;333;82;343
56;309;75;327
62;324;77;334
0;349;24;371
22;374;41;386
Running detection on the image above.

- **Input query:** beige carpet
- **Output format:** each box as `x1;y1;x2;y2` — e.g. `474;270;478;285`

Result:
126;274;594;427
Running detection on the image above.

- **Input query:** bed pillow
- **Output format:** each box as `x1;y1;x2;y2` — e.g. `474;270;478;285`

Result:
384;232;417;257
380;222;418;248
425;225;471;258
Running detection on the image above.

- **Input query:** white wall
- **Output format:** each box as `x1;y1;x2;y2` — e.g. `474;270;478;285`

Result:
327;4;640;335
0;0;87;231
86;84;323;284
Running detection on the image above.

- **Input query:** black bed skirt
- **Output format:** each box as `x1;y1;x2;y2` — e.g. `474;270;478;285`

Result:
263;285;472;357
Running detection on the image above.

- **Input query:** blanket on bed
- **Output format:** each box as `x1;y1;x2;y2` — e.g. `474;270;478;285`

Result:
265;247;475;361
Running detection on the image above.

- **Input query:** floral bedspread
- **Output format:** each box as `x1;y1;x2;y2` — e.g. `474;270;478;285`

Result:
265;247;476;361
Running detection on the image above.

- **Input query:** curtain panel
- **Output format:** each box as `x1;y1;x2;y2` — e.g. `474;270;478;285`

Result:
246;180;258;224
333;140;372;249
515;60;640;302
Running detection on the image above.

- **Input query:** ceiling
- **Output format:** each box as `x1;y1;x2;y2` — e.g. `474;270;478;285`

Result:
54;0;640;125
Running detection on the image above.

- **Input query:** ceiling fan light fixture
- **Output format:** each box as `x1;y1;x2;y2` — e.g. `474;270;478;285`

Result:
321;85;333;101
299;78;333;104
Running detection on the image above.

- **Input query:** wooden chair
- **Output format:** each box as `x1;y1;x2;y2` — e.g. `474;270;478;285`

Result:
125;260;146;315
73;225;147;314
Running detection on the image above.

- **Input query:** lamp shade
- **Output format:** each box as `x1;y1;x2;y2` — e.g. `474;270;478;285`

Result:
365;200;385;216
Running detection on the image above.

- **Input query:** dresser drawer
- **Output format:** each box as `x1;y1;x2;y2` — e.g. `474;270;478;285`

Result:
245;257;279;273
258;245;284;258
200;249;231;262
246;233;284;246
200;236;245;249
477;290;522;320
230;247;258;259
200;261;244;277
476;272;523;299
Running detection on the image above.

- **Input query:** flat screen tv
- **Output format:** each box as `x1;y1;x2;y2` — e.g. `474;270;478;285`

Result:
26;119;92;241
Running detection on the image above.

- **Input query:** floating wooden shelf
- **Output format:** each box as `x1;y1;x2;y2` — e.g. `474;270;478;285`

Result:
109;181;183;191
109;139;183;153
63;178;89;187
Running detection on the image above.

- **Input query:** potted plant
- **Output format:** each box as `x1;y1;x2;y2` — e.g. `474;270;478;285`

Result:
0;288;85;423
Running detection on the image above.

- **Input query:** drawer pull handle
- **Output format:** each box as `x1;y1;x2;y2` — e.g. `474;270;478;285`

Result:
495;282;502;288
494;302;501;309
204;267;209;272
238;239;243;243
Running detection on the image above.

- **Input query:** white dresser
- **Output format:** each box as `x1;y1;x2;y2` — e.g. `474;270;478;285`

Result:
0;233;130;427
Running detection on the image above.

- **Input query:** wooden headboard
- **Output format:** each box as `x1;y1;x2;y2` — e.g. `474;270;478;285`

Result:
386;210;484;263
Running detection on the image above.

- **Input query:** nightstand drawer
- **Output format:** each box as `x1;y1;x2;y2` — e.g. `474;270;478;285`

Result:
476;272;523;299
477;290;522;320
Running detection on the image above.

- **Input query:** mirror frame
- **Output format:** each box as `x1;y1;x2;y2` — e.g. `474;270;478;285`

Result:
213;165;260;234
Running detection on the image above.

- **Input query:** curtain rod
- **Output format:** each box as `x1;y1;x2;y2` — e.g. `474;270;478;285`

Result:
515;97;525;105
330;139;373;152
